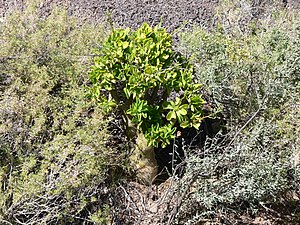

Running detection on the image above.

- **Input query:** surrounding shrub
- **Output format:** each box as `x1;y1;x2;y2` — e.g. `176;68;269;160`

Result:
173;5;300;223
0;1;126;224
179;23;293;122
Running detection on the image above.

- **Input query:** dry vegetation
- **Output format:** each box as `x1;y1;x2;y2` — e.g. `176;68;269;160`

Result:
1;0;300;224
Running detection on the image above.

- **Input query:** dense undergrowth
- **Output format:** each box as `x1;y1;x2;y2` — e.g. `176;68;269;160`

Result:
0;1;127;224
1;0;300;224
175;2;300;224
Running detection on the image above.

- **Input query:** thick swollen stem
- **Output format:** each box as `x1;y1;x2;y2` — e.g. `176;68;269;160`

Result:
123;117;158;184
129;132;158;184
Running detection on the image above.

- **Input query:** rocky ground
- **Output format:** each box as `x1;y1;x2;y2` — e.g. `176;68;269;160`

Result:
2;0;300;32
0;0;217;31
3;0;300;39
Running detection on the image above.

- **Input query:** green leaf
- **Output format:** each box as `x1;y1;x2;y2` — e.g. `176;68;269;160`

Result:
144;65;153;74
177;114;184;123
191;96;205;106
162;54;169;60
193;123;201;130
180;120;190;128
164;101;175;110
177;108;187;116
175;97;181;105
166;111;176;121
123;88;131;98
191;105;195;112
123;41;129;49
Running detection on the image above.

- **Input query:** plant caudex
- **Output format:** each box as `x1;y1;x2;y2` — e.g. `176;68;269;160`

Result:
89;23;205;147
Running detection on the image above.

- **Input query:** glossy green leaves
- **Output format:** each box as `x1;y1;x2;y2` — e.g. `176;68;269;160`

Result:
165;97;188;122
89;23;205;147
